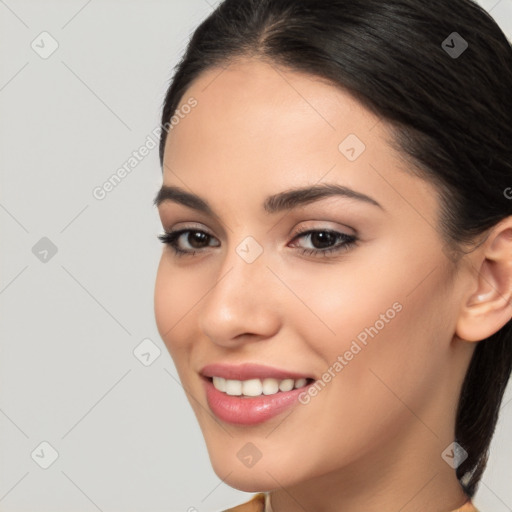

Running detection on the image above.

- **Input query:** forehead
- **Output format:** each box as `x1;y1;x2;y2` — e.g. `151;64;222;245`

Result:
164;58;383;173
174;58;379;139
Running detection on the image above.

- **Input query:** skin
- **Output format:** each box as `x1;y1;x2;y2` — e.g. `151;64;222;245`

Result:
154;57;512;512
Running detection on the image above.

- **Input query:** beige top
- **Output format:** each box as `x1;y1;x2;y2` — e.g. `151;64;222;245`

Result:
222;492;480;512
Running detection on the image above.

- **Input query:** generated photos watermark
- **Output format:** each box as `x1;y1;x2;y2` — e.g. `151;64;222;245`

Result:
92;96;198;201
298;301;403;405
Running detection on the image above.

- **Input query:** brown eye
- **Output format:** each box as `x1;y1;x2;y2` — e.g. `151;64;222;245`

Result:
289;229;358;257
157;229;220;256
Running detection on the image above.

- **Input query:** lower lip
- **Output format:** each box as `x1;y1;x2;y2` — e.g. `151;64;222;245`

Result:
203;378;313;425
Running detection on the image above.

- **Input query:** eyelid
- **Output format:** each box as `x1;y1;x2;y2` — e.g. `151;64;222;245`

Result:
159;210;227;238
162;221;214;235
291;221;356;238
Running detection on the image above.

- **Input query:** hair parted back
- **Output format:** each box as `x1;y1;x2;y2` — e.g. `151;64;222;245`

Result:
158;0;512;498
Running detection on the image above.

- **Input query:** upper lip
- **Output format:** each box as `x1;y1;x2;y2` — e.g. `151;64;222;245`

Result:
200;363;313;381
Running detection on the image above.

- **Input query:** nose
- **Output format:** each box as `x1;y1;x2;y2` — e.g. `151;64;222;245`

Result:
198;243;282;348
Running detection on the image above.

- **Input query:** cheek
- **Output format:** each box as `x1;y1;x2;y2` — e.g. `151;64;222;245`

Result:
284;245;450;408
276;251;408;358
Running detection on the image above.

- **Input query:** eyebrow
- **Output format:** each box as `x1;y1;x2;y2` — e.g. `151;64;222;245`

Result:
153;183;383;214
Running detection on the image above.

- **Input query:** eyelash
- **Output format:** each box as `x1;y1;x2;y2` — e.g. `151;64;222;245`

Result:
157;227;358;258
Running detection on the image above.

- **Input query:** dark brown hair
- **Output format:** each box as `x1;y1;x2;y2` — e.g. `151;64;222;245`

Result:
158;0;512;498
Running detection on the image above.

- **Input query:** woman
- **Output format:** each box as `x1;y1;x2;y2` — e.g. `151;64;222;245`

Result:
153;0;512;510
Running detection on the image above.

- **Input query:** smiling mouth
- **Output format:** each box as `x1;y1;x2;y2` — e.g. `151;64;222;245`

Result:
204;375;315;397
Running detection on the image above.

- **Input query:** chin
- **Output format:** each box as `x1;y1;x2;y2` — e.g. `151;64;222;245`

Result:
212;467;278;493
208;451;305;493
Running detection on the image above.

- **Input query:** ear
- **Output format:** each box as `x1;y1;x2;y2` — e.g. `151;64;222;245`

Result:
456;216;512;342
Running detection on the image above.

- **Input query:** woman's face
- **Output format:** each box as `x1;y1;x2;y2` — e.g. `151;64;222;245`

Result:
154;58;474;492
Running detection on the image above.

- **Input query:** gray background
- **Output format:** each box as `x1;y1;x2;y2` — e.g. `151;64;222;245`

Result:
0;1;511;511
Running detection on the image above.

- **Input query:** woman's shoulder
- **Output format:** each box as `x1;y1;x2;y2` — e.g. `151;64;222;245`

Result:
453;499;480;512
221;493;266;512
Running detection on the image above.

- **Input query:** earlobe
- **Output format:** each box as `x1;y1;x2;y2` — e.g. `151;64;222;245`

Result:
455;217;512;343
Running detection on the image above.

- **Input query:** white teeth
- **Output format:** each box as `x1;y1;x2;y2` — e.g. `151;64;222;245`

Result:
262;378;279;395
294;378;307;389
242;379;262;396
279;378;295;392
225;379;242;396
211;376;310;396
212;376;226;392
